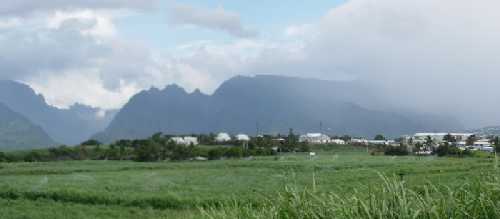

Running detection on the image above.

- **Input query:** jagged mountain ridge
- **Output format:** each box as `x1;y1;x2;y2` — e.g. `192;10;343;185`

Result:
0;80;116;145
95;75;461;142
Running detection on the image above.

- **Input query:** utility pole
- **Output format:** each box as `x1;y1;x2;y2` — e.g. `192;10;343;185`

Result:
256;121;260;137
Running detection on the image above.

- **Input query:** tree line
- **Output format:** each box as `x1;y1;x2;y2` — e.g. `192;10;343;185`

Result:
0;131;312;163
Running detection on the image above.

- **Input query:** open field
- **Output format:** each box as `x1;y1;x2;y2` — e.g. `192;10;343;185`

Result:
0;146;498;218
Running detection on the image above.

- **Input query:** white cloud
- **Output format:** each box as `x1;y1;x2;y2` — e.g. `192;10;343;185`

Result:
2;0;500;128
0;0;156;16
0;18;21;28
47;10;117;37
27;70;140;109
161;0;500;127
168;2;258;38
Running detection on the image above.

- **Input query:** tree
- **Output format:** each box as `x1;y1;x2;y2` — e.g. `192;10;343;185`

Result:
24;151;43;162
436;142;450;157
105;144;121;160
341;135;352;142
93;144;102;159
425;136;434;148
493;136;500;153
384;145;409;156
78;144;88;160
286;128;298;151
134;140;161;162
374;134;386;141
443;133;456;143
171;143;195;161
298;142;311;152
49;145;77;160
0;152;6;162
81;139;102;146
466;135;477;146
208;147;226;160
414;142;423;152
225;146;243;158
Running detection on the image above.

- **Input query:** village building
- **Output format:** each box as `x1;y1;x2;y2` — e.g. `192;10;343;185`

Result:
350;138;369;145
216;132;232;142
330;139;346;145
236;134;250;141
171;136;199;146
367;140;396;145
299;133;331;144
412;133;474;144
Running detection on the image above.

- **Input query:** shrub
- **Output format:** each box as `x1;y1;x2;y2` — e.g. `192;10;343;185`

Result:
208;148;226;160
0;152;6;162
24;151;43;162
384;146;409;156
224;147;243;158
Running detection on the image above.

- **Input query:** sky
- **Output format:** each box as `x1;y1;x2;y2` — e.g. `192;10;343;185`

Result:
0;0;499;128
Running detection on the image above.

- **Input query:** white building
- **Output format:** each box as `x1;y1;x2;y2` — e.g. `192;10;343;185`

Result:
350;139;368;145
474;140;492;147
456;140;493;152
299;133;331;144
216;132;232;142
236;134;250;141
412;133;474;144
171;136;199;146
367;140;394;145
331;139;346;145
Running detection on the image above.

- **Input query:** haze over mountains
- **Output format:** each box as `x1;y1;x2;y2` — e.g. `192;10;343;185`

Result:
0;80;115;146
94;75;462;143
0;75;468;149
0;103;55;150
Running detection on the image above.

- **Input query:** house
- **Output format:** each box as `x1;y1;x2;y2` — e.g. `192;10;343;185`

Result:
412;133;474;145
171;136;199;146
364;140;397;146
216;132;232;142
350;139;368;145
236;134;250;141
299;133;331;144
474;140;492;147
331;139;346;145
183;137;199;145
456;140;493;152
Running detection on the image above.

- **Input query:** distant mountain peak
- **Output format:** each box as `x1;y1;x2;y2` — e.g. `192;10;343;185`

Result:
0;80;115;145
163;84;187;95
0;103;56;150
95;74;460;142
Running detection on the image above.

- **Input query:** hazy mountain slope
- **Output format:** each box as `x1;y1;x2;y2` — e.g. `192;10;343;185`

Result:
0;80;116;145
96;75;461;142
468;126;500;136
0;103;55;150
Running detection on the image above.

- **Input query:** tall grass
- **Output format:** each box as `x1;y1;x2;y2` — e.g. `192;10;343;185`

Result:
202;173;500;219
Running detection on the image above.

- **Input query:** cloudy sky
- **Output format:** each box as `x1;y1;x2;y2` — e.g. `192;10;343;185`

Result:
1;0;499;128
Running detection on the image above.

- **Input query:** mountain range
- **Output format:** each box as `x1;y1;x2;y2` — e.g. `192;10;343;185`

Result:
467;126;500;136
94;75;462;142
0;80;115;147
0;75;469;149
0;103;55;150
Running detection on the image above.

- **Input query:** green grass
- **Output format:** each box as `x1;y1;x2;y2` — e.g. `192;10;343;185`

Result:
0;148;498;218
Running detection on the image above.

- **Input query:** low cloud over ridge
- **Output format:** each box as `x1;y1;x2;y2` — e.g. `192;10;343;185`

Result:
0;0;499;128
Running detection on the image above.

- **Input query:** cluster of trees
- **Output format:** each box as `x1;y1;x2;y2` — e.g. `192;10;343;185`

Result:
0;131;315;163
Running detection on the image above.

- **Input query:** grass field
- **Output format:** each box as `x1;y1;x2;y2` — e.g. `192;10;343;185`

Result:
0;146;498;218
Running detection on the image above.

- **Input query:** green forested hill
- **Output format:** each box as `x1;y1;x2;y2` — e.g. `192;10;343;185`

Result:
0;103;56;150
